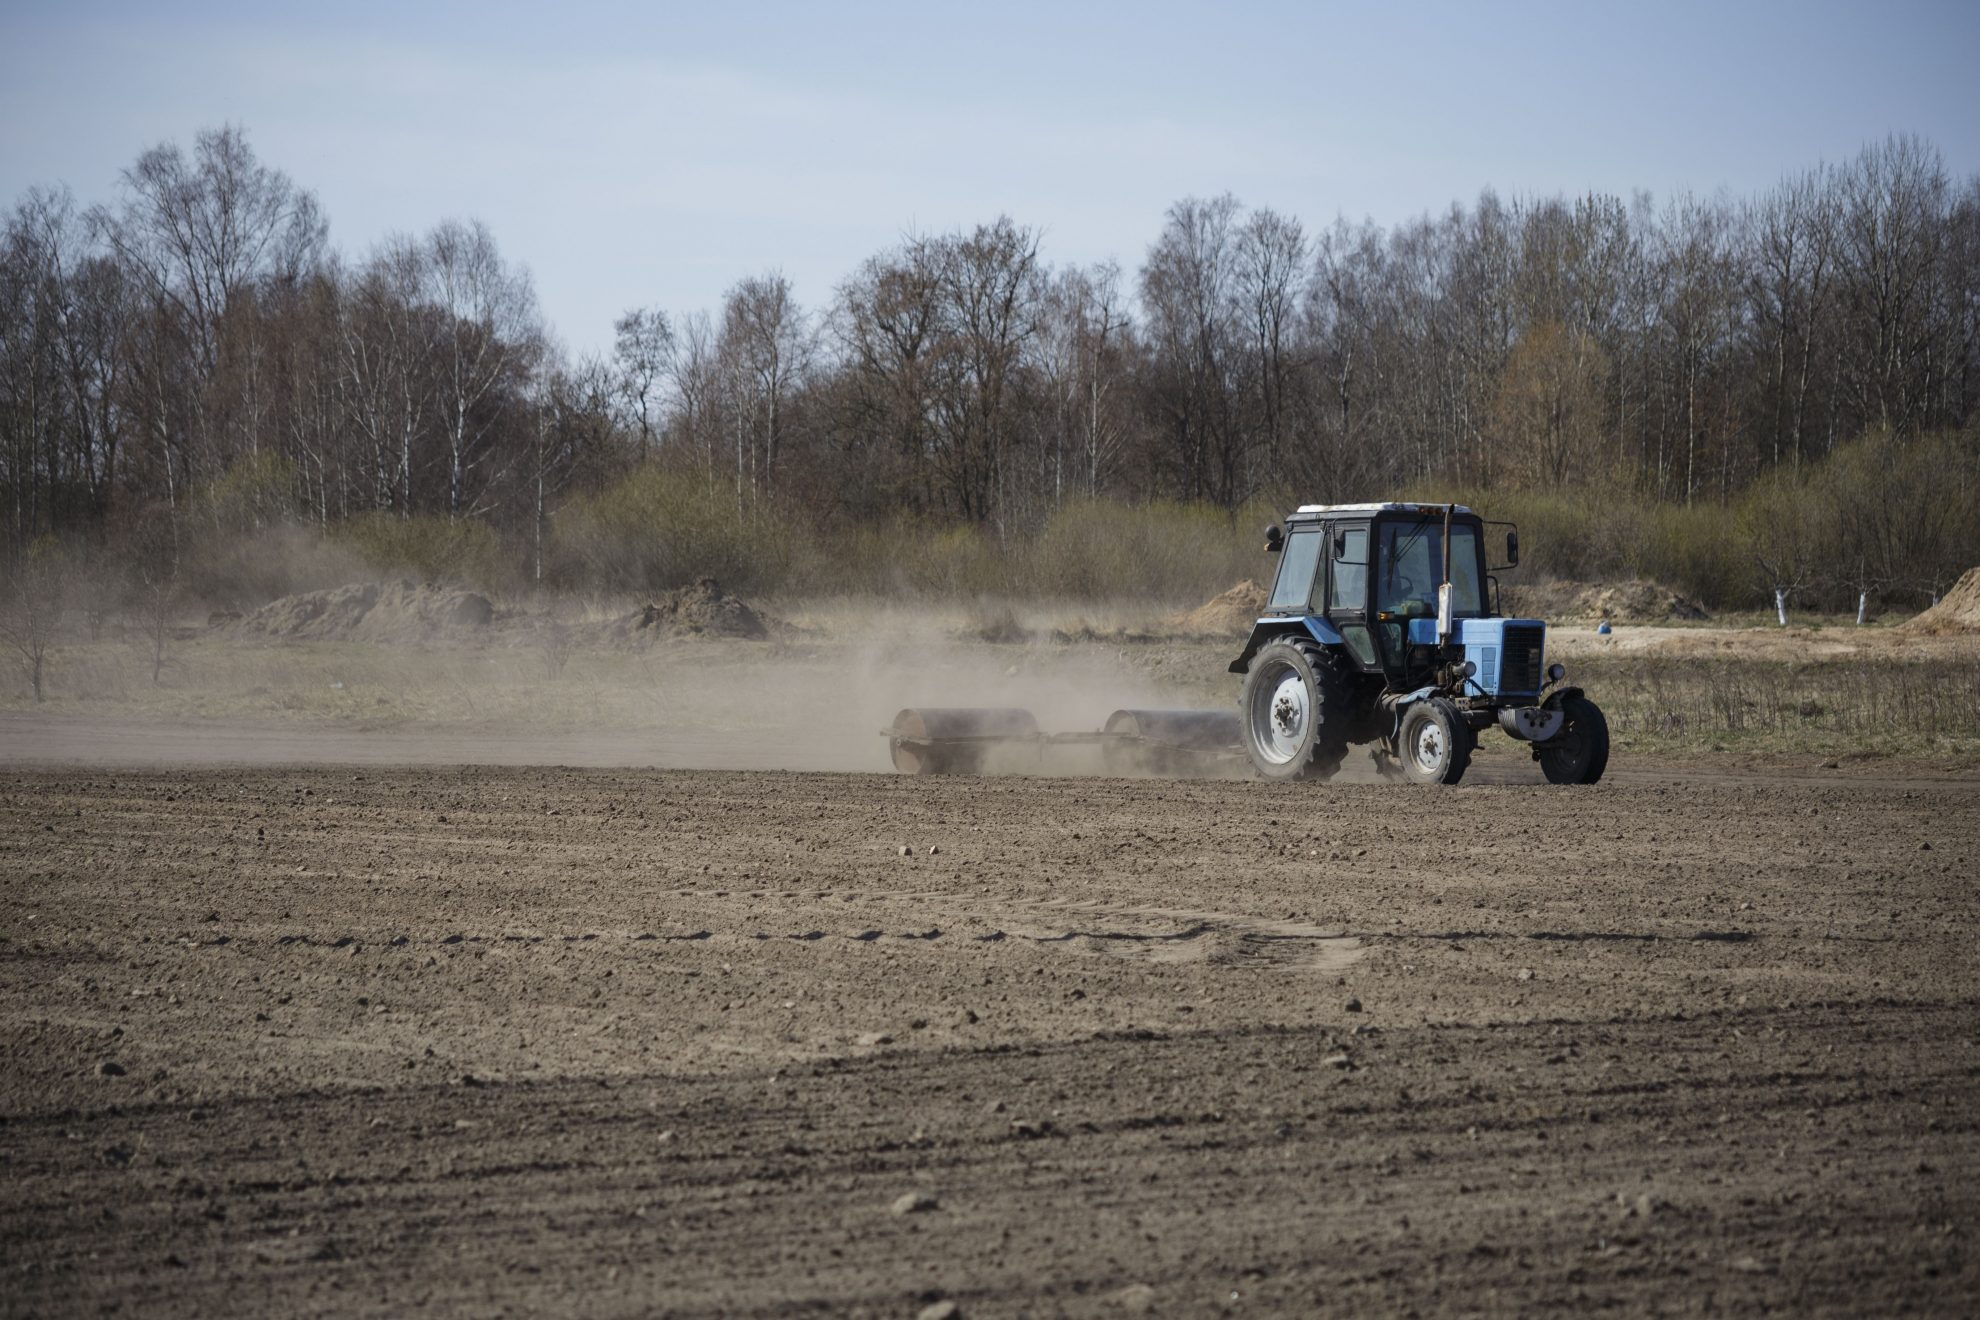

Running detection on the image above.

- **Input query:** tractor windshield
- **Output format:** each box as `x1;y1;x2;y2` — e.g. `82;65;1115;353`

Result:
1376;520;1484;619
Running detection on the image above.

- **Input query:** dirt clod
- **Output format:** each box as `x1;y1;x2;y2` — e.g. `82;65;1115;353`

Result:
94;1060;125;1077
891;1192;940;1217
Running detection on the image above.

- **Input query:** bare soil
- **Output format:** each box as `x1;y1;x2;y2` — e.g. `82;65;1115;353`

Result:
3;757;1976;1317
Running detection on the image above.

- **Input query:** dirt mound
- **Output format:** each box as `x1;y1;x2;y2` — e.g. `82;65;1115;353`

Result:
1898;568;1980;635
238;580;494;643
1165;580;1266;636
1506;578;1708;624
622;578;770;640
963;607;1033;644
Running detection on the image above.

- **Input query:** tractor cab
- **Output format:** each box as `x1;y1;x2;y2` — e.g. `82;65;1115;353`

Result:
1262;503;1488;684
1234;502;1537;700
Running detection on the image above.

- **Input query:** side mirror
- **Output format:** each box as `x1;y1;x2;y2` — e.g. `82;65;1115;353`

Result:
1264;524;1284;554
1505;530;1520;567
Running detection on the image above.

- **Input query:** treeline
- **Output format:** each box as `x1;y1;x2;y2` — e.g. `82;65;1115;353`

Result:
2;125;1976;611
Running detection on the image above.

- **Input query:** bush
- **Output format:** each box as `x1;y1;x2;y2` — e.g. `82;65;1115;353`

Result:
550;467;795;595
335;513;518;593
178;521;367;610
1023;499;1258;600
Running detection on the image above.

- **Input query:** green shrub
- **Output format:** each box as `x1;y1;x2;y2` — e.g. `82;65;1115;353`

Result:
550;468;795;594
1024;499;1257;600
335;513;518;593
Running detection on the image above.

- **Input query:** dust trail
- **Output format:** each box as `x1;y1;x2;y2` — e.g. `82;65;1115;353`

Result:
0;594;1250;775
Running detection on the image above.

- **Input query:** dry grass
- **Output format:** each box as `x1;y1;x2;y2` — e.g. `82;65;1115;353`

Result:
1573;652;1980;758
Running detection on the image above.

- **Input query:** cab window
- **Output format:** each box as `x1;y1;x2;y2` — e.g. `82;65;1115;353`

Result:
1268;530;1321;613
1328;527;1368;611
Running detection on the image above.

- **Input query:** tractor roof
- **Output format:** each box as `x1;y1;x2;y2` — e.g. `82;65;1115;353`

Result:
1289;502;1476;518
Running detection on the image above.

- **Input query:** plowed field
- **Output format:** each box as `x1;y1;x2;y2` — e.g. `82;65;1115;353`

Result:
3;764;1977;1317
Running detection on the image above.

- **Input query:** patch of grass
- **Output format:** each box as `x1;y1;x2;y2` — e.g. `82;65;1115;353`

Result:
1569;653;1980;759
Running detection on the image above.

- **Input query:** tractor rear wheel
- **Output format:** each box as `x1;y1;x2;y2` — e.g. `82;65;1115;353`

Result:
1240;637;1351;781
1539;693;1610;784
1398;698;1472;786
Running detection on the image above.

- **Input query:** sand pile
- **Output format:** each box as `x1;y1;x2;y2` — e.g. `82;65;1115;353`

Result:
621;578;770;640
1506;578;1708;623
1165;581;1266;636
1898;568;1980;635
238;580;494;642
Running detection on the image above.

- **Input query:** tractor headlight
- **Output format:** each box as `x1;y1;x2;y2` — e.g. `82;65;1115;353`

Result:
1459;660;1477;679
1547;663;1566;683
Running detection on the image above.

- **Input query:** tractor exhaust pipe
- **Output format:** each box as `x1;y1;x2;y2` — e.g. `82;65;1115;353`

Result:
1437;502;1454;645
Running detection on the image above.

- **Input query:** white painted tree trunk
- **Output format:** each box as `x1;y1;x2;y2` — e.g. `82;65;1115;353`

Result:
1774;588;1788;627
1856;591;1868;625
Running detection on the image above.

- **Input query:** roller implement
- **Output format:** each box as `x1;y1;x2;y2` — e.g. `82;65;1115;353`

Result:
887;502;1609;787
886;707;1242;777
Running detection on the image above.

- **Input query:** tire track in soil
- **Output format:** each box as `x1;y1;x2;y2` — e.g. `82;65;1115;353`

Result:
4;764;1978;1317
657;885;1367;973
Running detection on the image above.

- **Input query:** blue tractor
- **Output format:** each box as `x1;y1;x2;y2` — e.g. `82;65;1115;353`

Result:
1229;502;1609;785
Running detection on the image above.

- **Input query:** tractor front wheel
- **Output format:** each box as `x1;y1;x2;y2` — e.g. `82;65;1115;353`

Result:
1539;693;1610;785
1398;698;1472;786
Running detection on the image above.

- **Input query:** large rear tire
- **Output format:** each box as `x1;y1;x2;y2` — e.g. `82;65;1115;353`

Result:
1398;698;1472;786
1539;693;1610;785
1240;638;1351;781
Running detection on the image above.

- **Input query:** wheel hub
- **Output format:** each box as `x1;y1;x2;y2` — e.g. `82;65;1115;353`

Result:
1250;667;1310;765
1412;720;1446;769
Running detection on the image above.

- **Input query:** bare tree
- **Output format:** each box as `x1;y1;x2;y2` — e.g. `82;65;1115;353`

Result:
1236;207;1307;480
667;310;721;477
337;238;437;513
717;274;810;502
1308;218;1395;490
1647;193;1741;503
1;542;63;700
528;354;613;581
95;125;326;380
1140;194;1247;505
1747;165;1842;469
834;241;944;515
1838;134;1950;436
612;307;671;464
1493;321;1612;488
424;219;542;518
92;125;326;505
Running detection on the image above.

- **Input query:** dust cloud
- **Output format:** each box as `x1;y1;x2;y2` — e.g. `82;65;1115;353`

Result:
0;589;1248;776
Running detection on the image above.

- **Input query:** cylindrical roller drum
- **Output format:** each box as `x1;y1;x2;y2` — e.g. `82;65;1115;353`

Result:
1102;709;1243;776
889;707;1040;775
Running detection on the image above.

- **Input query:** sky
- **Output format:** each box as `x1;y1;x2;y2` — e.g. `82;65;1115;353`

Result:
3;0;1977;360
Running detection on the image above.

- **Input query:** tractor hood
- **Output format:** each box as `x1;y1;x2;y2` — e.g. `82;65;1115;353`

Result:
1407;617;1547;699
